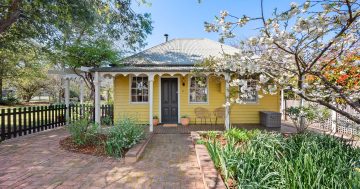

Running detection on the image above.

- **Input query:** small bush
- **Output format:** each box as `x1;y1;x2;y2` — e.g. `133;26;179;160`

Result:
0;95;20;105
105;117;145;157
224;128;261;143
67;118;100;145
101;115;112;126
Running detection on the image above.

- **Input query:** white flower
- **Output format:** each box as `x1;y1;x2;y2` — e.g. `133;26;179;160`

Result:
220;10;228;18
259;74;269;84
290;2;298;8
248;37;258;45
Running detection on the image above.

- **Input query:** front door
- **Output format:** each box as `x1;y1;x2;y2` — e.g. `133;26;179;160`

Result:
161;78;178;123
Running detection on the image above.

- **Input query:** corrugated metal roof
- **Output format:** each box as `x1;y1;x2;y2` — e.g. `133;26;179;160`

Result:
93;65;204;72
92;38;238;72
123;38;239;65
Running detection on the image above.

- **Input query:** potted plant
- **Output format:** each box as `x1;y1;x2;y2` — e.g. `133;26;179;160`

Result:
153;115;159;126
180;115;190;126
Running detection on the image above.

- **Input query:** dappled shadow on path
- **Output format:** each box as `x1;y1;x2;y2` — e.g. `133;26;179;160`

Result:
0;128;204;189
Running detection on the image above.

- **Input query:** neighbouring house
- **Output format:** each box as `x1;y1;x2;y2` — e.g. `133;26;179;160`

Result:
91;38;281;131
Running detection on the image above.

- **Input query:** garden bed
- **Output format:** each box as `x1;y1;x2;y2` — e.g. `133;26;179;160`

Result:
60;117;148;160
60;134;109;157
60;132;153;161
191;132;226;189
198;128;360;189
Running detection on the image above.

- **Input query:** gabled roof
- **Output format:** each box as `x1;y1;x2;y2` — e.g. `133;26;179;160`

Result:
122;38;239;65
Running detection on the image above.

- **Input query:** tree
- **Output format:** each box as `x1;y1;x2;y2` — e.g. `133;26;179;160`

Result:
8;45;50;102
64;38;119;99
204;0;360;124
0;0;104;100
56;0;152;100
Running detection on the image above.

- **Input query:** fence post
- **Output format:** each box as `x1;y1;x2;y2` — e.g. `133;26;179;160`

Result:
23;107;27;135
12;108;18;138
1;109;5;141
331;110;337;133
18;108;22;136
7;108;11;139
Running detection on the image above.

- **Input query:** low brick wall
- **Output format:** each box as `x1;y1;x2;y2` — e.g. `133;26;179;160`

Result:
124;133;154;164
191;132;226;189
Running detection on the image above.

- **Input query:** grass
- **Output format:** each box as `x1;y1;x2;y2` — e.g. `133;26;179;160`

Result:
203;128;360;188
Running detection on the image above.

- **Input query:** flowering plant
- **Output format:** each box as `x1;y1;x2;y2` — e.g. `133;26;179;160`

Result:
203;0;360;124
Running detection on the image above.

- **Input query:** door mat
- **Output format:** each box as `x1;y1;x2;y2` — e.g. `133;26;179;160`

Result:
162;124;178;127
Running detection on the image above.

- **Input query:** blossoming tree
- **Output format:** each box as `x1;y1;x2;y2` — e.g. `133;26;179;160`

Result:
204;0;360;124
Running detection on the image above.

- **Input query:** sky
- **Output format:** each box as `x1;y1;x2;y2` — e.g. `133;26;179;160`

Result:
133;0;304;49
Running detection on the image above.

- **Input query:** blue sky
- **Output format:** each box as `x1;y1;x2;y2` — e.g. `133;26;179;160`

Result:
133;0;304;49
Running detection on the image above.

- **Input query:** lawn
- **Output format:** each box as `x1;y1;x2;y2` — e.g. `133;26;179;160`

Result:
200;129;360;188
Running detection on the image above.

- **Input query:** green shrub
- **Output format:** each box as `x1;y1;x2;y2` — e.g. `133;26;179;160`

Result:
0;94;19;105
204;132;360;188
101;115;112;126
105;117;145;157
206;131;218;140
67;118;100;145
286;105;331;133
224;128;261;143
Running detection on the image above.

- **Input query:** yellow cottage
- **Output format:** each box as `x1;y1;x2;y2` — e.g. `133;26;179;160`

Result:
92;38;280;131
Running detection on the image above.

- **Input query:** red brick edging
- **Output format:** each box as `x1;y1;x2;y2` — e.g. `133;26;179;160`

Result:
124;133;154;164
191;132;226;189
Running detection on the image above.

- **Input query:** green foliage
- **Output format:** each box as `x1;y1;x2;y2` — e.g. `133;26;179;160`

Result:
101;115;113;126
0;94;19;105
64;38;119;68
206;131;218;140
223;128;261;143
67;118;100;145
105;117;145;157
286;104;331;132
204;132;360;188
181;114;189;118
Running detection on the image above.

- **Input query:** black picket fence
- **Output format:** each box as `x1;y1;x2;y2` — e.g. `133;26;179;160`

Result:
0;104;114;141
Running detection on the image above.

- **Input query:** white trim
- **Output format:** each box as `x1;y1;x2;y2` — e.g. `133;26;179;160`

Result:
129;75;150;104
188;75;209;105
158;76;181;123
101;72;189;78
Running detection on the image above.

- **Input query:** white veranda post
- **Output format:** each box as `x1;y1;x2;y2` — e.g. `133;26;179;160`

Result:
331;110;337;133
94;72;101;124
64;79;70;124
148;74;155;132
281;89;285;120
79;80;84;104
225;73;230;130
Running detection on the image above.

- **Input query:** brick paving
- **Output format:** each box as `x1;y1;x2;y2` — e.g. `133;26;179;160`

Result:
0;128;204;189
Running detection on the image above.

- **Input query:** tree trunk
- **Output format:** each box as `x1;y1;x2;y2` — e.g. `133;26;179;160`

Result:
0;0;22;35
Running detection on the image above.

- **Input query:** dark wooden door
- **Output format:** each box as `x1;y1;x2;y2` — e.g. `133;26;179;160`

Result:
161;78;178;123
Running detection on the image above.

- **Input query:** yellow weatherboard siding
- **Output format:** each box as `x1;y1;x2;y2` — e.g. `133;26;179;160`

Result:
113;74;280;124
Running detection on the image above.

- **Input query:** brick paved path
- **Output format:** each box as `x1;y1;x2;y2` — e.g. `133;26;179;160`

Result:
0;128;204;189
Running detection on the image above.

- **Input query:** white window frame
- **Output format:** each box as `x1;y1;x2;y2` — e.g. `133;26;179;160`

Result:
239;80;259;104
129;75;149;104
188;76;209;104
